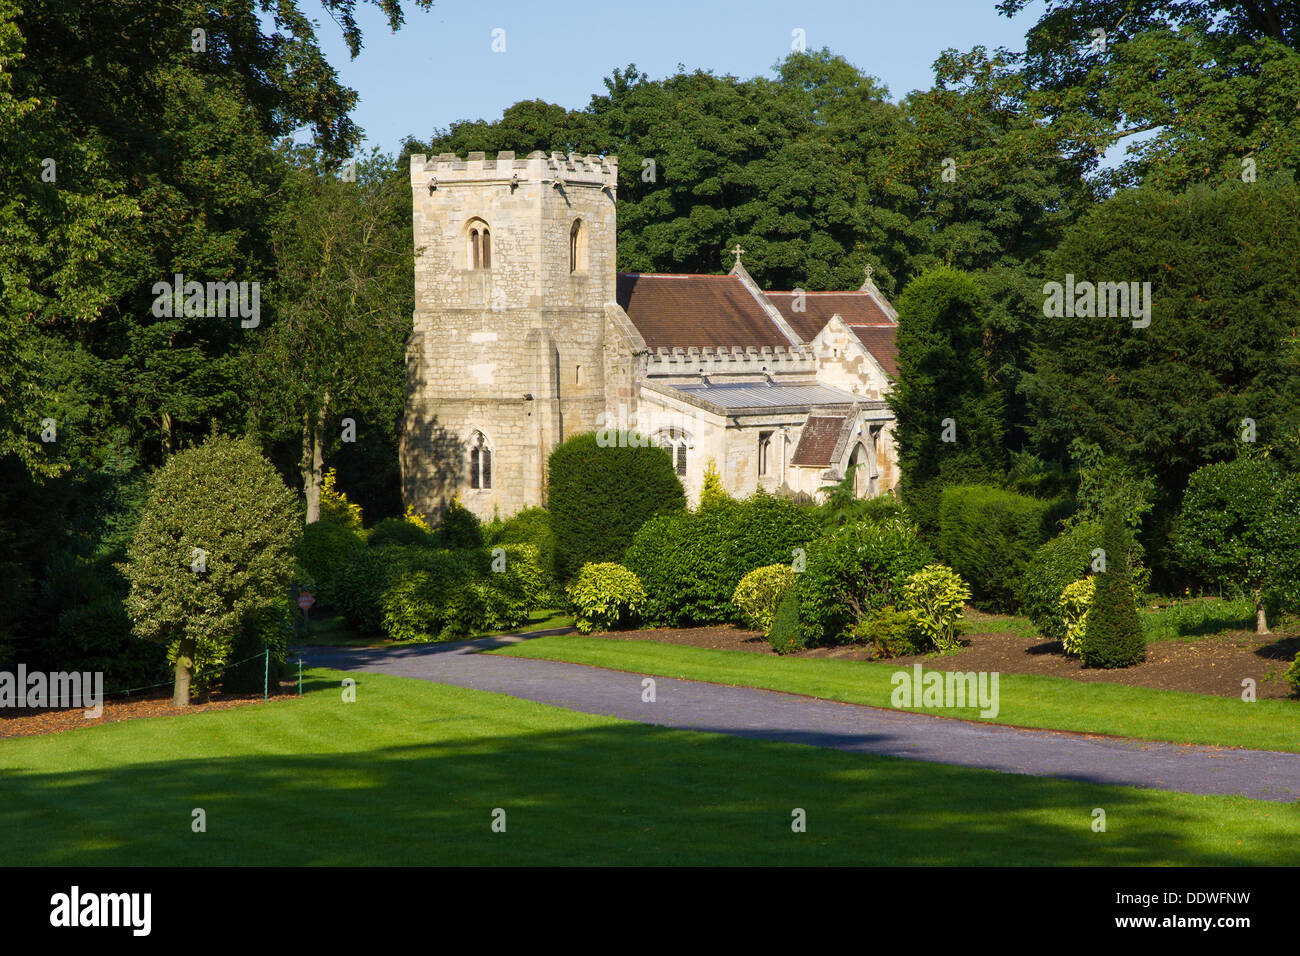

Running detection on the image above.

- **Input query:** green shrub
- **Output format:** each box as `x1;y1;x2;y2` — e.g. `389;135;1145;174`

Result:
1080;511;1146;669
297;521;364;604
484;508;558;602
1058;577;1095;656
334;545;474;635
434;498;484;550
731;564;797;632
900;564;970;651
938;484;1058;612
548;432;686;581
852;605;925;658
796;517;934;646
366;516;436;550
766;586;806;655
1021;520;1148;641
567;563;646;633
1285;652;1300;698
625;491;820;626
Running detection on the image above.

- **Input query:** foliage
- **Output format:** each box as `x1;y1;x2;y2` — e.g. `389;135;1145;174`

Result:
699;459;730;510
900;564;970;651
433;498;484;550
123;436;299;700
938;484;1058;612
296;520;364;604
888;268;1009;537
222;596;295;694
766;585;806;655
1080;511;1146;669
547;432;685;581
852;605;925;658
1022;519;1148;641
334;545;435;635
484;507;558;601
319;468;364;532
1286;652;1300;699
567;563;646;634
403;504;432;533
625;492;820;626
1058;577;1095;656
817;472;907;530
731;564;797;632
795;517;934;647
366;516;436;550
1173;457;1300;633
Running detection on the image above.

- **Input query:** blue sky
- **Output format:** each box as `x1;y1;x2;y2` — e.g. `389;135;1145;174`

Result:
310;0;1037;155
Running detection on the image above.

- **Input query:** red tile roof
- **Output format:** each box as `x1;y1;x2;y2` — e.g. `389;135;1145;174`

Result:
790;416;848;467
765;291;893;341
847;325;899;377
616;273;792;349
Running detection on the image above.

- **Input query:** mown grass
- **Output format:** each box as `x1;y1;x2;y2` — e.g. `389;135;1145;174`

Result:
1;668;1297;865
493;635;1300;752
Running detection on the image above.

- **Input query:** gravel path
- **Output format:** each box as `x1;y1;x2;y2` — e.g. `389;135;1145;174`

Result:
298;635;1300;802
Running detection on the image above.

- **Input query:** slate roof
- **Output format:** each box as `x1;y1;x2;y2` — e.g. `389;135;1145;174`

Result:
667;382;860;412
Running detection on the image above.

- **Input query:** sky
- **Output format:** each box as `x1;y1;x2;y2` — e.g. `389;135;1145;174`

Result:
309;0;1038;156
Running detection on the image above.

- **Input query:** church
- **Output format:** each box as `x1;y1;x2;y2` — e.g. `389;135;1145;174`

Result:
400;150;902;521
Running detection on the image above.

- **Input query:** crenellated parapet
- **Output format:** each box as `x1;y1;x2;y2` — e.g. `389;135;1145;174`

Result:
644;344;817;378
410;151;618;194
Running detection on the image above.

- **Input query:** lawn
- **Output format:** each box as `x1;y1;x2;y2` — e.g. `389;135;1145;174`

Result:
493;635;1300;753
1;668;1297;865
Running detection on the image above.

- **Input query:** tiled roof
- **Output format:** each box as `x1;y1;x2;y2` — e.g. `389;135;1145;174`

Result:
667;382;861;411
765;291;893;341
790;416;848;467
765;290;898;378
847;325;898;377
616;273;792;349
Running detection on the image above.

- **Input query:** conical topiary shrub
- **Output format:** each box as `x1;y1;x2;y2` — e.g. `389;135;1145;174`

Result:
1079;509;1146;669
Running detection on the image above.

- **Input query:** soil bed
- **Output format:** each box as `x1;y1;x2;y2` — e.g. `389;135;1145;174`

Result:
586;617;1300;699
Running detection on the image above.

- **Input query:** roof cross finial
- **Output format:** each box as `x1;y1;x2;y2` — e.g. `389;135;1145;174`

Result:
863;263;874;282
731;243;745;266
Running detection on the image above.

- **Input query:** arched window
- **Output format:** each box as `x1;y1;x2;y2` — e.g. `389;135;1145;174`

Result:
656;428;689;477
569;219;584;273
468;430;492;489
467;219;492;269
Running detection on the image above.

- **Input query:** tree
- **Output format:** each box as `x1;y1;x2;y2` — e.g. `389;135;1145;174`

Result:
1079;508;1146;668
245;148;413;522
1174;455;1300;634
887;267;1007;535
124;435;299;705
1022;179;1300;572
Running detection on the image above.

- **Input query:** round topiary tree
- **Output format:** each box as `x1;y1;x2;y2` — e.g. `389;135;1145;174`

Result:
1174;456;1300;634
1079;510;1146;669
124;436;300;705
547;432;686;581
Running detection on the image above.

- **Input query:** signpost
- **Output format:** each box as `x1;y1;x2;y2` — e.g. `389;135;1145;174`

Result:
297;591;315;638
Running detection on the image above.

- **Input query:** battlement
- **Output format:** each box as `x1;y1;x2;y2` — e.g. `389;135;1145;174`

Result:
644;344;816;377
410;150;618;192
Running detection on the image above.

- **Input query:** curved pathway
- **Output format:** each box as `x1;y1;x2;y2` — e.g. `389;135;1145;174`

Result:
298;634;1300;802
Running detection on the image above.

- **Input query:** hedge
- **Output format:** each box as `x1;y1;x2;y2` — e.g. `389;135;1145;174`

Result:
938;484;1059;612
547;432;685;581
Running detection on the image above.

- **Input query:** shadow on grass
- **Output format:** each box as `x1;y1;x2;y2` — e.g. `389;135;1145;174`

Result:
1;690;1293;866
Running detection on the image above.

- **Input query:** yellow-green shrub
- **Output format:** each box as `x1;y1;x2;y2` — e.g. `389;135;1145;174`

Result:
567;563;646;633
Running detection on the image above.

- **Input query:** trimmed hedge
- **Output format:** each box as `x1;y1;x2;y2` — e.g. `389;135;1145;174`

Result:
625;491;820;627
547;432;686;581
731;564;797;632
1021;520;1148;641
1080;512;1146;668
795;517;934;647
938;484;1059;612
366;517;436;550
766;586;805;655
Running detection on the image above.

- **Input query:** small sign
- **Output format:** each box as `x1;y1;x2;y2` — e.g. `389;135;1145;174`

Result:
297;592;316;611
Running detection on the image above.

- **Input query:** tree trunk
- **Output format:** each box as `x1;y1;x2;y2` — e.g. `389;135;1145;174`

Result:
173;637;196;706
301;399;328;523
1256;590;1271;635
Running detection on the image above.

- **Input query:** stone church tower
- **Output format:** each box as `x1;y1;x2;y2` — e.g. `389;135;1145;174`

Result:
401;150;619;520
